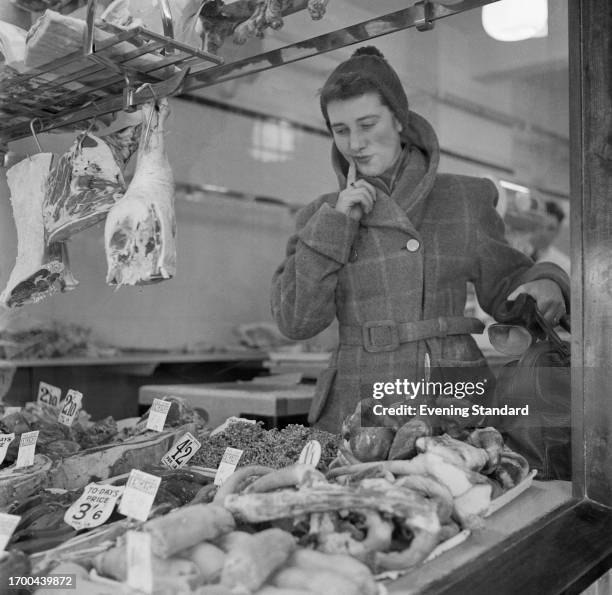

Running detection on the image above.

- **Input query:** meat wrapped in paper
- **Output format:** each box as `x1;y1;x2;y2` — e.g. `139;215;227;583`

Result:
0;155;78;308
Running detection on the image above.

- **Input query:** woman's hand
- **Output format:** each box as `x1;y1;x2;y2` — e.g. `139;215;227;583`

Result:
335;159;377;221
507;279;566;326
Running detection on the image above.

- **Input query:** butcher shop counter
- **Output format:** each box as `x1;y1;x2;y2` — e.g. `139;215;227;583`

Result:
0;349;268;421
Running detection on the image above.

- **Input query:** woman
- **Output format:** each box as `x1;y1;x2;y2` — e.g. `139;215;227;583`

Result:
271;47;569;433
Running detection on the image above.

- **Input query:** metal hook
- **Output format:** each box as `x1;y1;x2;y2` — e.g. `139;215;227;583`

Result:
137;83;159;148
29;118;43;152
123;71;138;113
138;82;159;101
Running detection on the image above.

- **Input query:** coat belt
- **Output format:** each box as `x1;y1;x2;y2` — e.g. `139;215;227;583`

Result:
339;317;485;353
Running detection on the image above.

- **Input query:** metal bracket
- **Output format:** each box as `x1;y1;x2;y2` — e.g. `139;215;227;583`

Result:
415;1;435;32
122;72;138;112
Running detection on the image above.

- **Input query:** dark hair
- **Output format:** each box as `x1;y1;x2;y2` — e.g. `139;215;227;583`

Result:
319;45;409;131
319;74;392;115
545;200;565;225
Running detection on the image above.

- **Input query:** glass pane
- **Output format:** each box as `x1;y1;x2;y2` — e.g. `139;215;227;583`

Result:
0;0;572;587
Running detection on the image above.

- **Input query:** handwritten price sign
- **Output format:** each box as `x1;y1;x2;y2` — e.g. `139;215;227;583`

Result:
64;483;123;531
146;399;172;432
119;470;161;522
161;433;201;470
37;382;61;409
214;447;243;486
58;390;83;427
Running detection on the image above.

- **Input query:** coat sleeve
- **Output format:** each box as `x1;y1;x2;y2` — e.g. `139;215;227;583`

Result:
271;197;359;339
471;179;570;319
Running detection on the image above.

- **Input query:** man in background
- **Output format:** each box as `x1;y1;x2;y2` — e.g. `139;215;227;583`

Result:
530;201;571;274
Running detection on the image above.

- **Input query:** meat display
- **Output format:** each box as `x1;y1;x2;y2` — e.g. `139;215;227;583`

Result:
199;0;332;53
104;98;177;286
0;154;78;309
42;126;140;244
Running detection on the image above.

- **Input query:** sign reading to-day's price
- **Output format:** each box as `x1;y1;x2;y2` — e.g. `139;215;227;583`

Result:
0;434;15;465
64;483;123;531
146;399;172;432
15;430;39;468
118;470;161;522
214;447;244;486
58;389;83;427
37;381;62;409
0;513;21;552
126;531;153;594
161;432;201;470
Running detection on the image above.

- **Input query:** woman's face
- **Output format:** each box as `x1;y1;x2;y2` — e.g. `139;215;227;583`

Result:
327;92;403;177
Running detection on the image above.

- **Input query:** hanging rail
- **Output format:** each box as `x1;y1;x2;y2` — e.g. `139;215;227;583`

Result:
182;0;496;93
0;0;495;145
0;0;223;145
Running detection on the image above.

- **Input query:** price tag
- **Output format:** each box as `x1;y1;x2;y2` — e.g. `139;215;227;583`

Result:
0;512;20;552
118;470;161;522
214;447;243;486
161;432;201;470
15;430;39;468
126;531;153;594
37;381;62;409
57;389;83;427
0;366;16;401
146;399;172;432
0;434;15;465
298;440;322;467
64;483;123;531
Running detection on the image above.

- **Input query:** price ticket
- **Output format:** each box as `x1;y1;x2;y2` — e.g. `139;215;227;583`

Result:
15;430;39;468
298;440;322;467
161;432;201;470
118;470;161;522
64;483;123;531
214;447;244;486
126;531;153;594
0;433;15;465
146;399;172;432
58;389;83;427
37;381;62;409
0;512;20;552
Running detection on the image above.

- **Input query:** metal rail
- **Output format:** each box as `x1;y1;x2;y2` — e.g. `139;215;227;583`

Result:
0;0;496;146
182;0;496;93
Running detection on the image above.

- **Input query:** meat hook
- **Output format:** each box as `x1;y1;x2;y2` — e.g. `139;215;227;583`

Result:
136;82;160;146
29;118;44;153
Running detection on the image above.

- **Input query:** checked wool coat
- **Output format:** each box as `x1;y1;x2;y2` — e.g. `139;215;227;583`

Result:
271;111;570;433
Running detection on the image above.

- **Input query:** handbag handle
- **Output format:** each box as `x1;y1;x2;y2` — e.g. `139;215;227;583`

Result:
497;294;570;360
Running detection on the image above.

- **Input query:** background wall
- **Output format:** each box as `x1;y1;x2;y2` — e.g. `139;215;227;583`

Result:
0;2;570;350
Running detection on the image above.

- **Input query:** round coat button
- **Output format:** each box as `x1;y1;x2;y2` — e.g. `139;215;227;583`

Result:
406;239;420;252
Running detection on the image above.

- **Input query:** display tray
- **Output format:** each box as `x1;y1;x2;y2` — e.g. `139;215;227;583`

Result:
375;469;539;582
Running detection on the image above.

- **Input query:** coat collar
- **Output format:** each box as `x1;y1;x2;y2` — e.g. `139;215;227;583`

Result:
331;111;440;235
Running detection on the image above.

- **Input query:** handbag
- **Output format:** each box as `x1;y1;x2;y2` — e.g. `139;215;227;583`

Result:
488;294;571;480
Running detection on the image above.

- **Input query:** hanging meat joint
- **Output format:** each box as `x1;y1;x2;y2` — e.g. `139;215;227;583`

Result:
43;125;140;244
0;154;78;309
104;98;176;287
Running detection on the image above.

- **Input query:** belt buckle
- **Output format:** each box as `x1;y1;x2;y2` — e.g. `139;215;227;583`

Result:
362;320;400;353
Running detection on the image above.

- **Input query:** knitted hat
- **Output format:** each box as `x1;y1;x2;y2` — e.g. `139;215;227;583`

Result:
320;46;409;130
